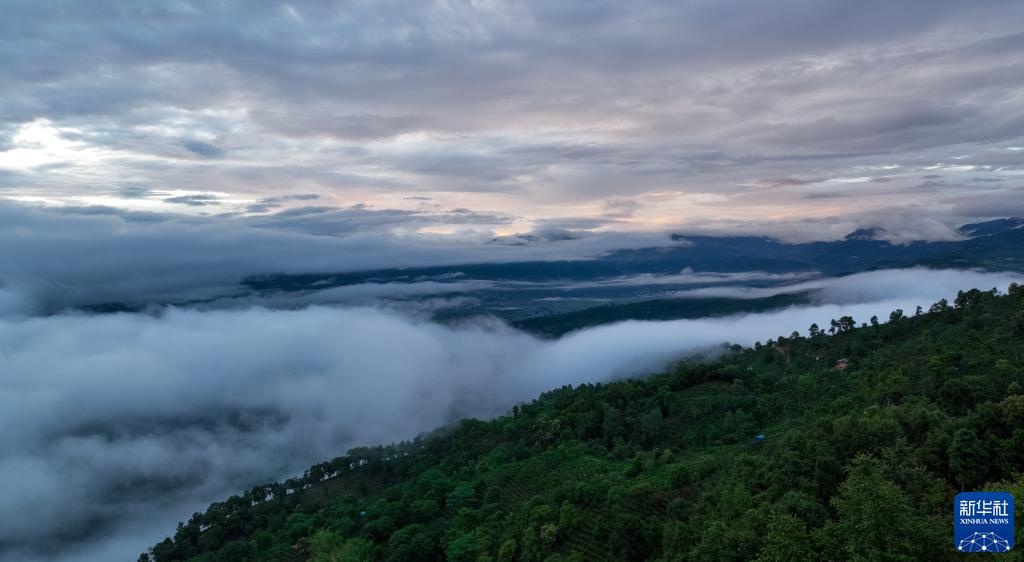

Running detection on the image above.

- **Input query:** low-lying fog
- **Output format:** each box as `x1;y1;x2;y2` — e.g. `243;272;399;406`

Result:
0;267;1020;561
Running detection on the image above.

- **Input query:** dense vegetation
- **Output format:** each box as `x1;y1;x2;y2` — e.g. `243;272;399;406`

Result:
146;284;1024;561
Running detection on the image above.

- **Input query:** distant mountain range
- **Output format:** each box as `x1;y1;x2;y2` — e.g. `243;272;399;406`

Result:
83;219;1024;332
957;217;1024;237
233;218;1024;335
246;218;1024;291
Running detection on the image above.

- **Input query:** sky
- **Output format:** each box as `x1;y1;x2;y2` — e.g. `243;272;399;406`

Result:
4;2;1024;561
2;0;1024;241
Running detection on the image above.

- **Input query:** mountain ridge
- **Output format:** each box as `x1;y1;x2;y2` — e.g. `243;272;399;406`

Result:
145;284;1024;562
246;219;1024;292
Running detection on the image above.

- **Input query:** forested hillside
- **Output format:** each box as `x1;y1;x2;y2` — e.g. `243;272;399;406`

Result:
146;284;1024;562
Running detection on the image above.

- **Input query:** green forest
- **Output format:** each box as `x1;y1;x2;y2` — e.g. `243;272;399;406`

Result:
145;284;1024;562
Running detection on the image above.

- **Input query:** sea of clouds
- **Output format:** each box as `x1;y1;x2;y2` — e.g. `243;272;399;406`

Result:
0;267;1021;561
1;200;1022;560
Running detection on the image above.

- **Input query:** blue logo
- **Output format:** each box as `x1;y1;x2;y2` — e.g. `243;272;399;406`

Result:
955;492;1014;552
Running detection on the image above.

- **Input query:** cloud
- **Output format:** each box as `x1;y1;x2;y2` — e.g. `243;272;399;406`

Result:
181;140;225;159
4;198;1020;316
672;206;968;243
245;193;320;213
238;204;522;236
214;269;817;311
4;5;1024;562
754;177;821;188
163;193;221;206
199;280;493;312
667;268;1022;302
946;190;1024;218
114;185;155;198
603;198;642;218
1;1;1022;224
0;267;1020;561
0;200;681;313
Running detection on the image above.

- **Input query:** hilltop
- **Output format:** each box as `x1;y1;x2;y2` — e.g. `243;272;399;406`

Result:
146;284;1024;561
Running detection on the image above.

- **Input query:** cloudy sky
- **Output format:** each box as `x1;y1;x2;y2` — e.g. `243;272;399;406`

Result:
5;3;1024;560
3;0;1024;240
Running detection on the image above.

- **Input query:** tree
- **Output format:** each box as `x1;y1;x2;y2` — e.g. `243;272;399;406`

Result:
661;520;689;561
809;323;822;338
929;299;950;313
602;406;626;445
889;309;904;323
497;539;517;562
870;315;879;328
948;429;988;489
151;538;175;562
143;289;1024;562
639;406;664;445
540;522;559;545
689;520;736;562
837;316;855;332
445;532;480;562
309;530;345;561
955;289;983;309
755;513;814;562
387;524;437;562
1009;282;1022;298
608;514;657;561
214;541;253;562
829;455;922;561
